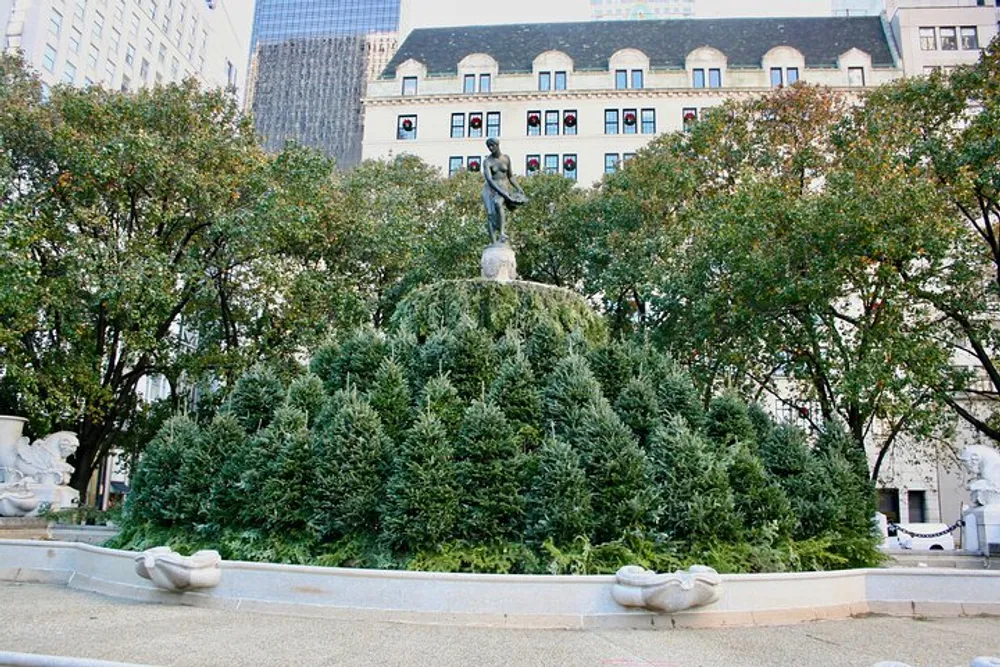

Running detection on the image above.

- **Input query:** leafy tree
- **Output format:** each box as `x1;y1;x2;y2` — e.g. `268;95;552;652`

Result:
383;409;459;552
525;436;594;546
454;401;524;541
0;56;348;493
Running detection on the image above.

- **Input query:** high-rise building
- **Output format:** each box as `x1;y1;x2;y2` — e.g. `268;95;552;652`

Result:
247;0;401;167
1;0;254;100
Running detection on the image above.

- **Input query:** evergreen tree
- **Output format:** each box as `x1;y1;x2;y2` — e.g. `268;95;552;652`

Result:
455;400;524;542
487;354;543;450
383;409;459;552
576;402;659;542
286;374;327;428
543;354;604;437
203;414;253;526
647;418;741;543
311;328;388;395
313;388;389;540
613;376;661;449
227;365;285;432
655;367;705;430
416;329;455;386
747;402;777;445
417;373;465;437
495;328;524;364
443;321;497;397
727;443;796;541
525;436;594;546
125;415;202;527
815;422;876;537
369;357;413;447
705;392;757;452
525;317;568;377
259;406;319;534
587;339;638;405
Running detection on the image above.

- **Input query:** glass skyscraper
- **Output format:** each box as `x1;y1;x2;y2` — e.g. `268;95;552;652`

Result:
248;0;402;166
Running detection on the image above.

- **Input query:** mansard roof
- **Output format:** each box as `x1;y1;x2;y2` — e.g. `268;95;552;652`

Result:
382;16;895;78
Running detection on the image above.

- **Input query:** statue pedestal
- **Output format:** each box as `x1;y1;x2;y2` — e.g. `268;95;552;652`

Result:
26;482;79;513
963;505;1000;555
481;242;517;282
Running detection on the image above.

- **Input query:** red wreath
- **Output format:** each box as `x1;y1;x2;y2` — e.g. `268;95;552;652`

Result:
468;160;481;172
527;158;540;171
798;406;810;419
623;112;636;126
683;111;696;122
563;157;576;171
564;113;577;127
470;116;483;129
527;113;541;127
401;118;414;131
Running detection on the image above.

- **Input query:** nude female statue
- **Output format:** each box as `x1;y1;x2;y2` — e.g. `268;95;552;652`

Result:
482;138;527;244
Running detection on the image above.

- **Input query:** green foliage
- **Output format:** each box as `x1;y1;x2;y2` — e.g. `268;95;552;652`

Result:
487;354;543;449
417;373;464;436
705;393;758;452
542;354;604;436
727;444;796;540
313;388;389;540
227;365;286;432
124;415;203;527
383;410;459;552
313;329;388;395
286;374;327;428
368;358;412;446
455;401;524;541
614;376;661;448
525;436;593;547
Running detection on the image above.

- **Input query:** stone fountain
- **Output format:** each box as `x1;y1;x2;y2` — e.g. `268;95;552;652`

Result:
0;415;80;517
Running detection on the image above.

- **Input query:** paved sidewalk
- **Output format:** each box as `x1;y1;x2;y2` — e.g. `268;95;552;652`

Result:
2;582;998;667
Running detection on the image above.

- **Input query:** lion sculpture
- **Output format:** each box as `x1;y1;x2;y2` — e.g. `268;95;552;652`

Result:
0;431;79;487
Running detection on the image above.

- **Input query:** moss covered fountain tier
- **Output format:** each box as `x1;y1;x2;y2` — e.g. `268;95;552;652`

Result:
390;279;606;345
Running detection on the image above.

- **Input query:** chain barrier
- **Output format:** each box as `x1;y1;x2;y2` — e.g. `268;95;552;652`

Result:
889;518;965;539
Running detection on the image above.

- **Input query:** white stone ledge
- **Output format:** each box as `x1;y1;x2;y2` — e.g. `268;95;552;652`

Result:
0;651;154;667
2;539;999;629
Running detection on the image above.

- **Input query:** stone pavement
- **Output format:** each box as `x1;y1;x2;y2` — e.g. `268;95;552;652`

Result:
2;582;999;667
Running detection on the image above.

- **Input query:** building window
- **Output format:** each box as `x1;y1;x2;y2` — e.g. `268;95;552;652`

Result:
605;153;619;174
105;59;116;81
848;66;865;87
74;0;86;21
961;26;979;50
940;27;958;50
622;153;636;163
402;76;418;96
63;61;76;84
449;156;464;177
641;108;656;134
683;107;697;130
539;71;551;91
693;68;705;88
527;110;541;136
69;27;81;53
463;74;476;94
467;156;482;172
605;108;619;135
770;67;783;87
615;69;628;90
486;112;501;138
43;45;57;72
623;108;637;135
397;115;417;140
563;154;577;181
544;154;559;174
544;110;559;136
479;74;491;93
88;44;99;69
140;58;150;82
110;28;121;53
563;110;577;136
878;489;900;525
49;9;63;37
631;69;644;89
526;154;540;174
554;71;567;90
709;68;722;88
469;112;484;138
907;490;926;523
919;27;937;50
125;44;135;66
93;11;104;40
787;67;799;84
121;75;131;92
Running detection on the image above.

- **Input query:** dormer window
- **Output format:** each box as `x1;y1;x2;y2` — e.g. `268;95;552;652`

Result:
554;71;567;90
402;76;417;96
539;71;551;91
464;74;475;93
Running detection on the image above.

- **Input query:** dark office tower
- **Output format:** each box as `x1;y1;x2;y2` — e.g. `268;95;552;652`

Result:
247;0;401;167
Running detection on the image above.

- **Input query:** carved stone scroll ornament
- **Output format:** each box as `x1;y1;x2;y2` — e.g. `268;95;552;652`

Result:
611;565;722;613
134;546;222;592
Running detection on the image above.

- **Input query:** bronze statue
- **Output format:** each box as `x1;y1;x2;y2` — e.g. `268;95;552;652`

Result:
482;138;527;244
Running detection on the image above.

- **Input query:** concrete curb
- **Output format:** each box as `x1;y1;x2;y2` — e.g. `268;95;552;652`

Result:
0;652;157;667
2;539;999;629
